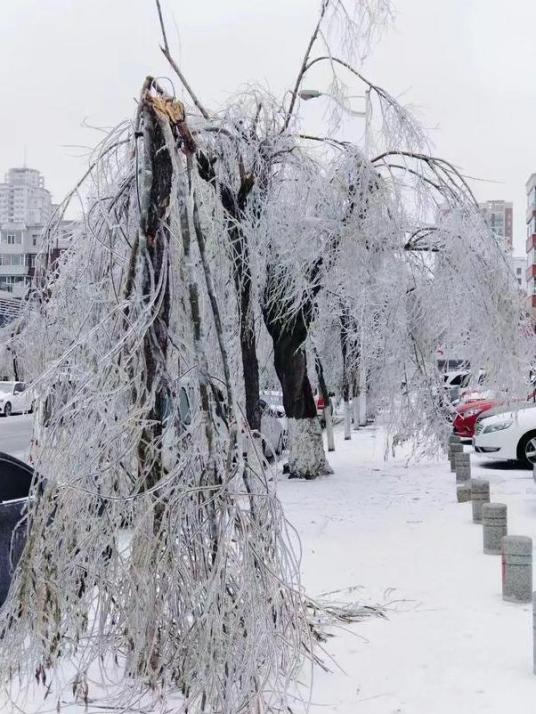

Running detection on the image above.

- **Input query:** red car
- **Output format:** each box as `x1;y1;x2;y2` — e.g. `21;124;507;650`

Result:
453;398;496;441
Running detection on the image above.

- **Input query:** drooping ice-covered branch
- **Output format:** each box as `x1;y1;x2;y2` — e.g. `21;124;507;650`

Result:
0;81;309;714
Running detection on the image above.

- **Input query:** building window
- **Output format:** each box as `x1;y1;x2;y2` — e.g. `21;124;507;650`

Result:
2;233;21;245
0;255;23;266
0;275;24;292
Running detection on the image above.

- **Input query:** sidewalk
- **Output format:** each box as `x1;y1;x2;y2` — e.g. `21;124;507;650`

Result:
280;425;536;713
5;424;536;713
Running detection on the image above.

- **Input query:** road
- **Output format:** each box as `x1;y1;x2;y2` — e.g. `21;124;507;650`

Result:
0;414;33;461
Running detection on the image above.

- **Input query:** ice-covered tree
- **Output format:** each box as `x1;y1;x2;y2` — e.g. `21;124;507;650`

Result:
0;81;309;713
0;0;533;710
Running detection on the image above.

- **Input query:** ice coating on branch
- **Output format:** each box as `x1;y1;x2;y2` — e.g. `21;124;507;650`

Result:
0;0;532;708
0;86;310;713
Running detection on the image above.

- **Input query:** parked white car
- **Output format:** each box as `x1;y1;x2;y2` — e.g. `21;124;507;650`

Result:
259;397;287;456
442;369;487;406
474;404;536;467
0;381;33;417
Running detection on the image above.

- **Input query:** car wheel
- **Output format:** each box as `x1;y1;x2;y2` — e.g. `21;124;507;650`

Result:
518;431;536;468
4;402;12;417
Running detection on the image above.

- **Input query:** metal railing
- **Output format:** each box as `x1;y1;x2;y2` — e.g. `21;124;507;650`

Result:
0;292;22;323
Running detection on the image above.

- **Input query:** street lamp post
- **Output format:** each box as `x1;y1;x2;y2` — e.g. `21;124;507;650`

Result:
298;88;368;118
298;86;371;426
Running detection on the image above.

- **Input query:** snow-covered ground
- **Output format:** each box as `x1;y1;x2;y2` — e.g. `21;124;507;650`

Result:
281;425;536;713
4;420;536;712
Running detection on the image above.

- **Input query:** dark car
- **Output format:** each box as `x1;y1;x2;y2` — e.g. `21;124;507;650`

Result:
0;452;34;606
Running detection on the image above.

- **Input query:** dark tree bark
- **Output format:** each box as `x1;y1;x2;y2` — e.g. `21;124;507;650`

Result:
136;97;173;491
313;349;329;418
263;272;331;479
314;347;335;451
229;224;261;434
340;307;351;404
339;306;353;440
196;154;261;432
266;313;316;421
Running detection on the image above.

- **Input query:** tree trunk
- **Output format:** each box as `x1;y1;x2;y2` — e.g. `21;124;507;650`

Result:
196;154;261;433
314;349;335;452
324;403;335;451
343;401;352;440
265;313;332;479
340;307;352;440
230;225;261;433
352;381;360;430
358;367;367;427
136;102;172;492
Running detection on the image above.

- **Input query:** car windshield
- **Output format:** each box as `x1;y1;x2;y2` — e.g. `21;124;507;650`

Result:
448;374;465;386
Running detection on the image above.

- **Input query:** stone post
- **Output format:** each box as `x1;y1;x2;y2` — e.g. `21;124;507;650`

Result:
455;452;471;483
449;443;463;473
456;483;471;503
502;536;532;603
482;503;507;554
471;478;490;523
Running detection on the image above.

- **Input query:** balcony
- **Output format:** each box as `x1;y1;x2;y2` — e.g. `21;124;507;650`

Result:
0;264;27;277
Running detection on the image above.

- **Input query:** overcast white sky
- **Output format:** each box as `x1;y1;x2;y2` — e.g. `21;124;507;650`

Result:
1;0;535;254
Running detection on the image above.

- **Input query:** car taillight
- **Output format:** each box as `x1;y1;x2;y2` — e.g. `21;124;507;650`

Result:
316;398;325;408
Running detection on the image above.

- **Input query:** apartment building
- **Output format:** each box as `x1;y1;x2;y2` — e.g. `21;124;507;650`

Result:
509;254;527;293
0;166;78;299
0;168;52;226
526;174;536;308
478;200;513;253
0;221;76;296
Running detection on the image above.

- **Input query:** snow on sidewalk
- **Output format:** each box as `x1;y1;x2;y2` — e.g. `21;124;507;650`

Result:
6;424;536;713
279;424;536;713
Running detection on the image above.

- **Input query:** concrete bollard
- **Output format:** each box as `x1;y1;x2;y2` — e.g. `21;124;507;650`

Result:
471;479;490;523
456;483;472;503
455;452;471;483
482;503;507;554
449;443;464;472
502;536;532;603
